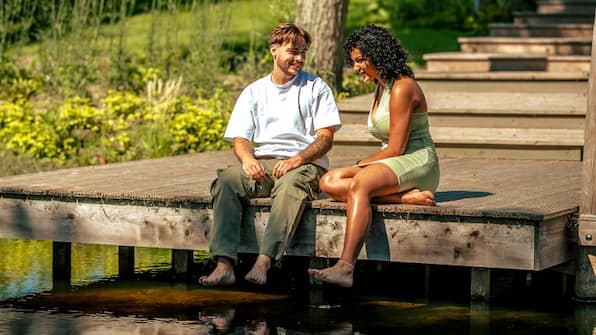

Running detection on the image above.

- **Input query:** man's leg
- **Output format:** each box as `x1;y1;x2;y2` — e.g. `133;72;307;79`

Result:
200;164;272;286
245;163;325;284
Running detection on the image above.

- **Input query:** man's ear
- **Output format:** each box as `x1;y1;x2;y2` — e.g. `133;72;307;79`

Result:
270;45;278;59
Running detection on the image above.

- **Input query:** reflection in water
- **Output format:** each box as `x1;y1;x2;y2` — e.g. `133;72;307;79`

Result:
1;238;596;334
0;239;52;300
0;307;212;335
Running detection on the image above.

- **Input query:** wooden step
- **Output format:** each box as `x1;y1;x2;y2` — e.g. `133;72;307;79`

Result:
489;22;593;38
332;124;584;160
413;71;589;95
423;52;590;72
339;90;588;116
537;0;596;14
428;91;586;128
339;109;585;130
514;11;595;24
458;36;592;55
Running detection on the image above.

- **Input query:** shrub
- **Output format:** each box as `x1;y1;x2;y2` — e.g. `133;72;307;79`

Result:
0;99;59;159
169;90;232;154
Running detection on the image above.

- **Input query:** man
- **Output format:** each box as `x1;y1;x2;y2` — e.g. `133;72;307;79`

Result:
199;23;342;286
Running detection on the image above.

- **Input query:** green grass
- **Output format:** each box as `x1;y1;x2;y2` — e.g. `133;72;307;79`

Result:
13;0;464;69
15;0;292;59
394;28;473;68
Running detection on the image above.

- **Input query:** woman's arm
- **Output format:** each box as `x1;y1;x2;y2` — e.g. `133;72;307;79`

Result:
357;77;421;165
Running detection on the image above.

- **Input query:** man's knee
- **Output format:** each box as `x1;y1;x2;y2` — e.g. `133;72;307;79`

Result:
273;165;322;196
220;165;246;184
272;176;316;200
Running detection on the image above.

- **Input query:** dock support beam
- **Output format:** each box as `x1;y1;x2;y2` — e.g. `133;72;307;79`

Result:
172;249;193;275
575;13;596;300
471;267;491;301
52;241;71;288
118;246;135;278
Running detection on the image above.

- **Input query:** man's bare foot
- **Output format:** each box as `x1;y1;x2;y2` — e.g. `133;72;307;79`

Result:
401;189;435;206
245;254;271;285
199;257;236;286
308;259;354;288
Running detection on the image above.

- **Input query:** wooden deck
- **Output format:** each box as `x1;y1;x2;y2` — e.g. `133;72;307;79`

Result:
0;149;581;273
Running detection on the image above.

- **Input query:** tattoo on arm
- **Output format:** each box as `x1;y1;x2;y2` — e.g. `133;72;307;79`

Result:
298;132;333;163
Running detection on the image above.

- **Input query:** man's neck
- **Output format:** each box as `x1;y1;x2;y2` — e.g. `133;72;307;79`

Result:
271;71;297;85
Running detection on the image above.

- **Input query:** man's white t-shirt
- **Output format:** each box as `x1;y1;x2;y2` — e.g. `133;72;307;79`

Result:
224;71;341;170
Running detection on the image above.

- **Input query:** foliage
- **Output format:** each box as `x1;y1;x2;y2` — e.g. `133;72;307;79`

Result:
0;78;233;175
467;0;536;34
170;94;231;154
339;69;375;100
0;57;42;101
347;0;536;33
0;100;59;159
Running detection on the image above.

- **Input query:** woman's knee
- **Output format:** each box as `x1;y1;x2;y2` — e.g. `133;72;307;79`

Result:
319;172;336;193
347;175;375;200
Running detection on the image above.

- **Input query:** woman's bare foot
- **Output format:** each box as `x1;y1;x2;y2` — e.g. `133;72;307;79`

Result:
401;189;435;206
245;254;271;285
308;259;354;288
199;257;236;286
199;308;235;331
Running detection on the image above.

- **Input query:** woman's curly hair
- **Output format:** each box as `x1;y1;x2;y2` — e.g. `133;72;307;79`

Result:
344;25;414;80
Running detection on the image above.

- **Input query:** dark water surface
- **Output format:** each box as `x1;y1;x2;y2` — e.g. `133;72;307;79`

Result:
1;238;595;335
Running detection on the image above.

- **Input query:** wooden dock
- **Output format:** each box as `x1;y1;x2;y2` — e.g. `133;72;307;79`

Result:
0;148;582;298
1;0;592;300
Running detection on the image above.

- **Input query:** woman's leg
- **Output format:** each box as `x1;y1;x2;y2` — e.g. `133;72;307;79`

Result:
320;166;435;205
319;166;361;201
309;164;402;287
374;189;435;205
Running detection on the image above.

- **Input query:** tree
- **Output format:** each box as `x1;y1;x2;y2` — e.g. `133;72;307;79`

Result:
295;0;349;93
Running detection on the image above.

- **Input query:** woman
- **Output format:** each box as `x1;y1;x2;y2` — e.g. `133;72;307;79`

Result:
308;25;440;288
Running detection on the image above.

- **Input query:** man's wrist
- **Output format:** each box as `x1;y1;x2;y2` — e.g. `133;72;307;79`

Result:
296;153;308;165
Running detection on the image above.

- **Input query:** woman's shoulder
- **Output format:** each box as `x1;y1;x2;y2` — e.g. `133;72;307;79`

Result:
390;76;420;95
389;75;426;111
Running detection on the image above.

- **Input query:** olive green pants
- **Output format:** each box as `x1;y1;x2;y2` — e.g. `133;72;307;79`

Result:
209;159;326;263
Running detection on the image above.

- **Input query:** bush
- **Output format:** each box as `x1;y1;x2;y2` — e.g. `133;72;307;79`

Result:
0;81;233;173
169;90;232;154
0;99;59;159
0;58;42;101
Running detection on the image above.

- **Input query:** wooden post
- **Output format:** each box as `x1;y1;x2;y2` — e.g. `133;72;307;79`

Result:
172;249;193;275
575;13;596;300
424;264;431;300
118;246;135;278
52;241;71;284
471;267;491;301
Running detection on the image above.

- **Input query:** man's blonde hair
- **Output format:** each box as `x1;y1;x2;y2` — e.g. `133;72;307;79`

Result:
268;23;311;48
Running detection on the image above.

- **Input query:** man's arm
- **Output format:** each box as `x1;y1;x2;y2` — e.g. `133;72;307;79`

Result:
233;137;265;183
298;126;335;163
271;126;335;178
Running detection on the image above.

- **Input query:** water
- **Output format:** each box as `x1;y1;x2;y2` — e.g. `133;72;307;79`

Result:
1;238;595;335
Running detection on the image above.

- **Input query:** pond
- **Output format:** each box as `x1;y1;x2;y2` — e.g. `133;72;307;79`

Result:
1;238;595;335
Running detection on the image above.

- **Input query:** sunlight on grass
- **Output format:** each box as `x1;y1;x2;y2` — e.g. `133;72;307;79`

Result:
16;0;292;58
395;28;472;68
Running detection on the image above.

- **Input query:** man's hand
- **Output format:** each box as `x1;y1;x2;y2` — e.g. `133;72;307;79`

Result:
272;156;305;178
242;157;266;183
